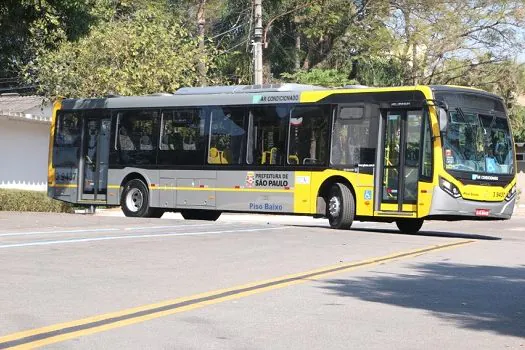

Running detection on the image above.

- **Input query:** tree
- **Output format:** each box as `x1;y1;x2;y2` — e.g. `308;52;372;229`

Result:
281;68;356;87
0;0;94;91
386;0;525;84
25;6;214;98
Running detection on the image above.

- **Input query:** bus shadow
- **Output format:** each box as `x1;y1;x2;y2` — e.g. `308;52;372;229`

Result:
320;263;525;338
352;228;501;241
288;225;501;241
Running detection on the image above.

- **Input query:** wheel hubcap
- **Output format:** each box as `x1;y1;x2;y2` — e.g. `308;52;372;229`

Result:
328;196;341;217
126;188;143;212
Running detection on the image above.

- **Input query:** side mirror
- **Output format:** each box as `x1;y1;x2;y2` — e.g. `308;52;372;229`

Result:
438;107;448;133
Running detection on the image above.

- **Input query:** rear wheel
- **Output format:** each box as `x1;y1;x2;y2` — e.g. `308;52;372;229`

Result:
180;209;221;221
121;179;160;218
395;219;424;234
327;183;355;229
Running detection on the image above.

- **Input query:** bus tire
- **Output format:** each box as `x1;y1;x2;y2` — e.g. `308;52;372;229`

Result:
180;209;221;221
396;219;424;234
327;183;355;229
121;179;157;218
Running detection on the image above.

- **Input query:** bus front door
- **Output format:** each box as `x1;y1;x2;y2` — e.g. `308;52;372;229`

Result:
377;110;423;214
80;117;111;202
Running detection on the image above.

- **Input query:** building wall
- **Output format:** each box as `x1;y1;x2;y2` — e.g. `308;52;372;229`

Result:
0;118;50;191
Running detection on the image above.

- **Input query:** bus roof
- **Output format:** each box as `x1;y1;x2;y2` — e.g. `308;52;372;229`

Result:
59;84;501;110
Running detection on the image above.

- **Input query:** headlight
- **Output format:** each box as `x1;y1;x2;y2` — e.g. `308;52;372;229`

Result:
505;184;517;201
439;177;461;198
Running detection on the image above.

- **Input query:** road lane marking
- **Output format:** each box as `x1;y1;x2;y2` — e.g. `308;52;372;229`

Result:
0;227;284;250
0;228;120;238
0;223;228;238
0;239;475;349
123;224;217;231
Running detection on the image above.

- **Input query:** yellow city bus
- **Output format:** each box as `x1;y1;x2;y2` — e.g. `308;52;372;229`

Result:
48;84;517;234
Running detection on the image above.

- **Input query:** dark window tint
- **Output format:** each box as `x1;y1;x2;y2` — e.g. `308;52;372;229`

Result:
287;105;330;165
247;106;290;165
159;108;207;165
331;105;379;168
116;110;158;165
421;111;432;178
404;111;423;201
53;111;82;167
208;107;246;165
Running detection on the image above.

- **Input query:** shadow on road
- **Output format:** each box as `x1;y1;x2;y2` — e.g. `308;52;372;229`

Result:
321;263;525;338
288;225;501;240
353;228;501;241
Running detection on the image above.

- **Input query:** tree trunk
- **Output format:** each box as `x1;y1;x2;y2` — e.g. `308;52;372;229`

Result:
295;33;301;71
197;0;207;86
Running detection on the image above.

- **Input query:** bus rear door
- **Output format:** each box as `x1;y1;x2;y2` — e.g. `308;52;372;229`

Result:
79;114;111;202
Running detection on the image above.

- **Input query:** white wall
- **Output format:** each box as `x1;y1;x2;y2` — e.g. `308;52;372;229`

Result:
0;118;50;191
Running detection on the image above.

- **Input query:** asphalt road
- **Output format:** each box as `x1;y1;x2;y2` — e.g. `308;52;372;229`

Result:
0;211;524;349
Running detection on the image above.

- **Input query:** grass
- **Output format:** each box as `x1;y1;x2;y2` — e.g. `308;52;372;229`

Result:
0;188;73;213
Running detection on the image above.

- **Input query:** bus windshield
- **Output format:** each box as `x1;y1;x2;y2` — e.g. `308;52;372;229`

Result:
442;109;514;175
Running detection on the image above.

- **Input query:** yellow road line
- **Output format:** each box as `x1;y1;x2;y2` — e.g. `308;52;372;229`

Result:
0;240;475;349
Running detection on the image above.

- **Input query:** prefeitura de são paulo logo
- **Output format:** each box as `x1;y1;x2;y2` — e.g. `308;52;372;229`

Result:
245;171;255;188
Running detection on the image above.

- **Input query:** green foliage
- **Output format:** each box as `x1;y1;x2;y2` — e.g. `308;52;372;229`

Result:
0;189;73;213
509;105;525;143
351;56;407;87
25;6;213;98
281;69;356;87
0;0;94;82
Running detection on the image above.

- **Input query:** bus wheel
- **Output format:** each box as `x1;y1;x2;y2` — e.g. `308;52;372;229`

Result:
180;209;221;221
327;183;355;229
395;219;424;234
121;179;157;218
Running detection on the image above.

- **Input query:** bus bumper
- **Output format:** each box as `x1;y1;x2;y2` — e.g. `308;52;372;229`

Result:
428;187;515;220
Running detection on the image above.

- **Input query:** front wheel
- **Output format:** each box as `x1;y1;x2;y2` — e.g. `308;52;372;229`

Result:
121;179;160;218
396;219;424;234
327;183;355;229
180;209;221;221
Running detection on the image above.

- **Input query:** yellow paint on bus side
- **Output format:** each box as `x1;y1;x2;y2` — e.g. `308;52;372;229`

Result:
299;85;435;104
293;171;312;214
308;169;375;216
149;186;293;194
47;99;62;188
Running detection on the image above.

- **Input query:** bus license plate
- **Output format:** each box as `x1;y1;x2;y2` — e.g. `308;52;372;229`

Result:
475;209;490;217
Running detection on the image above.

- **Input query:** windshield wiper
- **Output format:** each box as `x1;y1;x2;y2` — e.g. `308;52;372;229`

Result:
455;107;469;124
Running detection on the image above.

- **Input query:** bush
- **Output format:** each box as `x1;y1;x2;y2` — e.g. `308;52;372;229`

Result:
0;188;73;213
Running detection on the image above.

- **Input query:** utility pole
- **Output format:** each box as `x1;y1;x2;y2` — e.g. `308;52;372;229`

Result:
253;0;263;85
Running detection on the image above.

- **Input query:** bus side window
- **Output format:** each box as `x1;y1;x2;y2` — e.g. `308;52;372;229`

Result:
208;107;246;165
288;105;330;165
115;110;158;165
247;105;290;165
159;108;207;165
331;104;378;169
